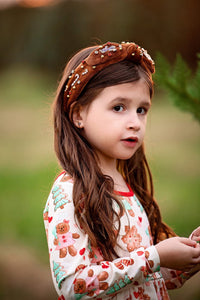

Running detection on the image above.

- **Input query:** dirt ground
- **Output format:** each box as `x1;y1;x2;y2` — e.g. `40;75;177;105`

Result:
0;243;57;300
0;243;200;300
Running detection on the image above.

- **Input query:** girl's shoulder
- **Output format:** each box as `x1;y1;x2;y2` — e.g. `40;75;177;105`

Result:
44;171;74;214
52;170;74;193
55;170;74;183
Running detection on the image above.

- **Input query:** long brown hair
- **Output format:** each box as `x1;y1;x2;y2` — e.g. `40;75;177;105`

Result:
53;45;176;260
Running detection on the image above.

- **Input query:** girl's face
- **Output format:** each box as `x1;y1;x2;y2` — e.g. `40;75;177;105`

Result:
74;79;151;168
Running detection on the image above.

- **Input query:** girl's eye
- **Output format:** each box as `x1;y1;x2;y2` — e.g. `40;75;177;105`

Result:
137;107;147;115
113;105;124;112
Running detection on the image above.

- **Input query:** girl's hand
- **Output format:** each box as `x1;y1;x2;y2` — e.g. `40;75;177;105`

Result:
155;237;200;271
189;226;200;243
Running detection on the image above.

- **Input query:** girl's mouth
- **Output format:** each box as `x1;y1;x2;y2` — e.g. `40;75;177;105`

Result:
121;137;138;147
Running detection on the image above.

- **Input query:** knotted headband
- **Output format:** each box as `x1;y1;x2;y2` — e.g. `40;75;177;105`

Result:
63;41;155;112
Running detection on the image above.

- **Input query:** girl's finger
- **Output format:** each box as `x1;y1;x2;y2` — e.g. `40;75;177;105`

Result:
180;237;197;247
192;256;200;264
192;247;200;258
192;236;200;242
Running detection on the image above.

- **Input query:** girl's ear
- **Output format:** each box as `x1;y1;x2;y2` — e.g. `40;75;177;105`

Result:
72;106;84;129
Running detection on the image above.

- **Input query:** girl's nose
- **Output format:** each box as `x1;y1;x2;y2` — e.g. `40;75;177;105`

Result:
127;116;140;131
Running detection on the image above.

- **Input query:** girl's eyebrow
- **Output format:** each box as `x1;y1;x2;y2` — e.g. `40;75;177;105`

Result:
110;97;151;107
140;101;151;108
109;97;132;105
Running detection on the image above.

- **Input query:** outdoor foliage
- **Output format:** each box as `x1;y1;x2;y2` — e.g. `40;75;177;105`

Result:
155;53;200;123
0;65;199;300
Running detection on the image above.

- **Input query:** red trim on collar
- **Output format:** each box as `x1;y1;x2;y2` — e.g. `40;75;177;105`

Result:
114;184;134;197
55;170;66;181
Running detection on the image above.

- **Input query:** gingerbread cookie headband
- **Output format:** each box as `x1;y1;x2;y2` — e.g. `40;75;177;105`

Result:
63;41;155;112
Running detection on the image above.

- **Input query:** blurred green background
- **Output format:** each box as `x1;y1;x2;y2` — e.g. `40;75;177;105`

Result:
0;0;199;299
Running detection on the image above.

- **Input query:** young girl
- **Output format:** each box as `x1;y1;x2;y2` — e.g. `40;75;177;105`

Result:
43;41;200;300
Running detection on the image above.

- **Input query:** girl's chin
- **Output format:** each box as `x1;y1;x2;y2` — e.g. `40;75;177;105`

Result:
117;154;136;160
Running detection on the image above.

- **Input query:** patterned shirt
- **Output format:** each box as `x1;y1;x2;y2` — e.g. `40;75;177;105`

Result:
43;172;194;300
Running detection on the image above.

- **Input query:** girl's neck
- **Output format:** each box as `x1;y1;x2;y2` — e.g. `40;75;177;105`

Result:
99;162;130;193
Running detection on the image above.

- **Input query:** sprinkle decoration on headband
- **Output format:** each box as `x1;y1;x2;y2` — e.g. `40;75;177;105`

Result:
63;41;155;112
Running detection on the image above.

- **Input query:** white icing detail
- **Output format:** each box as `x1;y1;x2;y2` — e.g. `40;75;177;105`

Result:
82;68;88;75
71;74;80;87
99;45;117;54
141;48;154;64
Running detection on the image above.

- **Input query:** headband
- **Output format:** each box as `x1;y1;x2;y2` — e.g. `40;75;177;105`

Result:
63;41;155;112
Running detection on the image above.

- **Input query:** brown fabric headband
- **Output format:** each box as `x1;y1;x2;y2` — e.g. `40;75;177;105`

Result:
63;41;155;112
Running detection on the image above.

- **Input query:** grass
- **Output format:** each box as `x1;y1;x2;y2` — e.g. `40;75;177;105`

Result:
0;66;199;298
0;65;60;262
145;97;200;236
0;164;61;262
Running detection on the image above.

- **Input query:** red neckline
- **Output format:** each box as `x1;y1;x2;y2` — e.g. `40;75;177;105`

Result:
56;171;134;197
55;170;66;181
114;184;134;197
